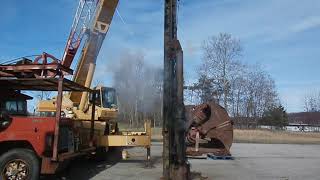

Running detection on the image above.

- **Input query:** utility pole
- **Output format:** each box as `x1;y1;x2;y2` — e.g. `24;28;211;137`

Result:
163;0;190;179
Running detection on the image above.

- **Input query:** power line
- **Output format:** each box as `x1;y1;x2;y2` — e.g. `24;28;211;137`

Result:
116;7;134;35
116;8;126;26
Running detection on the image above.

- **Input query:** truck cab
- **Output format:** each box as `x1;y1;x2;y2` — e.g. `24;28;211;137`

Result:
0;90;51;179
0;91;30;115
0;91;31;131
0;88;88;179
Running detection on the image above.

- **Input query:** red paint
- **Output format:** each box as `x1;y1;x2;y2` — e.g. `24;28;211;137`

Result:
0;116;71;156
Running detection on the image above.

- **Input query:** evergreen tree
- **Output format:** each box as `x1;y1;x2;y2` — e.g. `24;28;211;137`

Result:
260;105;288;129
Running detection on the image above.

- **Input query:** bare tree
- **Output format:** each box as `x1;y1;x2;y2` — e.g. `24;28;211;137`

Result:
186;74;220;104
111;52;163;127
304;91;320;112
201;33;242;111
34;91;52;101
243;65;278;118
195;33;279;127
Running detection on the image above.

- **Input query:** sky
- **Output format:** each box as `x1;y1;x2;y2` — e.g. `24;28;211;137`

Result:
0;0;320;112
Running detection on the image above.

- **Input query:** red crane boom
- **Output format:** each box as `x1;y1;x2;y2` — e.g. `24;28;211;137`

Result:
61;0;99;68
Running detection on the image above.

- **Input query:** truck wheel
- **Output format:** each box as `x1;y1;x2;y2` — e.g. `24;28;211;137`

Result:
0;148;39;180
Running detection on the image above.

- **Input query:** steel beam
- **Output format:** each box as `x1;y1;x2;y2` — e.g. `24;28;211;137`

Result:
52;77;64;161
163;0;190;179
90;90;97;143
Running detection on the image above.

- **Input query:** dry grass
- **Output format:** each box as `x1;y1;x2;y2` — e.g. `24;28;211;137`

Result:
150;128;320;144
234;129;320;144
151;128;162;140
118;122;320;144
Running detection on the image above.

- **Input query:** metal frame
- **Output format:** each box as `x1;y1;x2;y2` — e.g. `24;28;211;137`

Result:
62;0;98;67
0;78;92;92
52;77;63;161
90;90;98;142
99;120;152;161
0;76;95;160
0;61;95;164
0;53;73;78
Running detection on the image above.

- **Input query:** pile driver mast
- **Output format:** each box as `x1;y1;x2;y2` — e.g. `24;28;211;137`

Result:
163;0;190;179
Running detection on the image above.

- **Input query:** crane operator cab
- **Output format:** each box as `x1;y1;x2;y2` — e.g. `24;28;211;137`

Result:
88;86;119;135
93;87;117;109
36;86;118;122
90;86;118;121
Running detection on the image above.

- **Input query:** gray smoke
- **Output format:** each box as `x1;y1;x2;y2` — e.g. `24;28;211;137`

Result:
111;51;163;127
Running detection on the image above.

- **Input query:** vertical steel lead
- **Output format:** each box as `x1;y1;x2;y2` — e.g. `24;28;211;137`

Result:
163;0;190;179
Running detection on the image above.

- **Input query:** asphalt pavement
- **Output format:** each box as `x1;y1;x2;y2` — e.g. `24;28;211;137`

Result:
46;142;320;180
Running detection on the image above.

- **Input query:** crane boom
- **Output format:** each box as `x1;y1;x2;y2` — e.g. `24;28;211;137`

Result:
37;0;118;118
70;0;118;105
34;0;151;162
62;0;99;68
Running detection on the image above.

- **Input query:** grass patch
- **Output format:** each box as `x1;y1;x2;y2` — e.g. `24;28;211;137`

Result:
151;128;162;140
234;129;320;144
118;122;320;144
150;128;320;144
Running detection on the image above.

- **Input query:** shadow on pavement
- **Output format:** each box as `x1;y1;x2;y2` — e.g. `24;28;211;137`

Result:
120;155;162;169
41;148;122;180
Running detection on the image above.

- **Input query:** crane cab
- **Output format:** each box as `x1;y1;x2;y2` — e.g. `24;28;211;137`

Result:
90;86;118;121
93;87;117;109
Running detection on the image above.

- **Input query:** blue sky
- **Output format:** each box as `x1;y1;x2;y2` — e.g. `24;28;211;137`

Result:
1;0;320;112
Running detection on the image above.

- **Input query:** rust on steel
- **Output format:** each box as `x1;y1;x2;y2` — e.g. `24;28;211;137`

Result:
52;77;64;161
0;78;92;92
185;101;234;156
163;0;190;179
40;158;59;174
0;52;73;78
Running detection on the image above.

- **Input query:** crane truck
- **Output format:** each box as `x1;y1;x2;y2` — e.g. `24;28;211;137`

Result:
0;55;99;179
37;0;151;156
0;0;233;179
0;0;151;179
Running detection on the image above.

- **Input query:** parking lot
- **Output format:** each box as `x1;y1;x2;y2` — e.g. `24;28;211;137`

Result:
50;142;320;180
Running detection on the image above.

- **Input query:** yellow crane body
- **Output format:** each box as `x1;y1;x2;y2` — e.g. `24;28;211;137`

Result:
37;0;151;159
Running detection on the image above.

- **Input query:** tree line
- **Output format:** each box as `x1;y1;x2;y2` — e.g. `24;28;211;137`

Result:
304;91;320;112
111;52;163;128
112;33;287;128
185;33;286;128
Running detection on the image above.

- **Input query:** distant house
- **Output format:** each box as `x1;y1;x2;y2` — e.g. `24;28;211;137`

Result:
288;112;320;125
285;112;320;132
253;112;320;132
259;123;320;132
232;112;320;132
232;117;258;129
